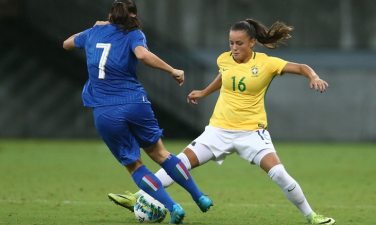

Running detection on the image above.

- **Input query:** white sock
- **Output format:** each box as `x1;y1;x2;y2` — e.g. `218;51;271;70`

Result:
137;153;191;195
268;164;313;217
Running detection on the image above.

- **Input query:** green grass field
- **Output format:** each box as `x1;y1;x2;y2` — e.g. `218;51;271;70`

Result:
0;139;375;225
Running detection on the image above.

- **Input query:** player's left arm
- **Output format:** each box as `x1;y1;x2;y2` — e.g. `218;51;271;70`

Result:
281;62;329;92
134;46;184;86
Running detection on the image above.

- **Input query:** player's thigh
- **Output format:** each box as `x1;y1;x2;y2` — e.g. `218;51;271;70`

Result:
191;126;234;165
183;142;215;168
126;103;163;148
235;129;276;164
93;105;140;165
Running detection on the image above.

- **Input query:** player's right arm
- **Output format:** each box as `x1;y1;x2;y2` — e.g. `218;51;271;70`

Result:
63;21;107;51
187;73;222;105
63;32;82;50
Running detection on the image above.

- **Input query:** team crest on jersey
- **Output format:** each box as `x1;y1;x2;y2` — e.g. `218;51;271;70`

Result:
251;66;258;77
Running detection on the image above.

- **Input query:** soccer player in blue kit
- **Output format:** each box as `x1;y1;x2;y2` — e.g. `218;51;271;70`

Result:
62;0;212;224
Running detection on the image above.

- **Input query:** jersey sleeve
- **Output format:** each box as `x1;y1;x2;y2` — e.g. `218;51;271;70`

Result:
130;30;148;52
217;51;230;74
267;56;288;76
217;59;221;74
73;28;92;49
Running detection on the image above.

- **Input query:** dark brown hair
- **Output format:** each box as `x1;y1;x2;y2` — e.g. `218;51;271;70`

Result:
109;0;142;33
231;19;293;49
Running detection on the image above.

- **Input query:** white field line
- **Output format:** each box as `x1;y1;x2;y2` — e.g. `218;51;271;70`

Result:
0;199;375;209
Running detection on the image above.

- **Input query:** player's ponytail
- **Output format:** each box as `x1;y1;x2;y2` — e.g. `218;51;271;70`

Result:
109;0;142;33
231;19;293;49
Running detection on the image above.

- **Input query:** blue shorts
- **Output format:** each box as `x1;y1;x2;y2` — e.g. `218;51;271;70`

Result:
93;103;163;165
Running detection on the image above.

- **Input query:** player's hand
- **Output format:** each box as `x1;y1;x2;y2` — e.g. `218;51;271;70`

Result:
310;77;329;93
94;21;110;26
171;69;184;86
187;90;205;105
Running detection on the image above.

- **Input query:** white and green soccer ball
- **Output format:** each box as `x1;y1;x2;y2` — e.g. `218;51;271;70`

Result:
134;194;167;223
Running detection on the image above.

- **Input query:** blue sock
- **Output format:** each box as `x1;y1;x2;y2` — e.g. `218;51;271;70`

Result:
160;154;203;202
132;165;175;211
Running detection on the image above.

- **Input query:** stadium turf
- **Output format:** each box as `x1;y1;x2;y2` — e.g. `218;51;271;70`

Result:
0;139;375;224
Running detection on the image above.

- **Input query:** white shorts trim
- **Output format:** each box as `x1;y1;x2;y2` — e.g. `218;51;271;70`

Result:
187;126;276;165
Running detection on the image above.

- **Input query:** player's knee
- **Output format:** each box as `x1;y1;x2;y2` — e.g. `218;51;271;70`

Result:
144;146;170;164
177;153;192;170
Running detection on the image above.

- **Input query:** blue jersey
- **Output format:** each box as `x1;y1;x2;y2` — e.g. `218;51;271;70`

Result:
74;24;149;107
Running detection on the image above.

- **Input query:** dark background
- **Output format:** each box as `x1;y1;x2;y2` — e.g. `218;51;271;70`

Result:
1;0;375;141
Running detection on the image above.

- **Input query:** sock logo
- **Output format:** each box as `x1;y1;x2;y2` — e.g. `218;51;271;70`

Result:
174;162;190;180
141;175;159;192
287;184;296;192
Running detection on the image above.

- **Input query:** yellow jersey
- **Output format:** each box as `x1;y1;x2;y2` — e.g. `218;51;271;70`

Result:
209;51;287;130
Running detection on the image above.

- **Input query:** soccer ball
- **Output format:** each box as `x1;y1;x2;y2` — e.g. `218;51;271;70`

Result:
134;194;167;223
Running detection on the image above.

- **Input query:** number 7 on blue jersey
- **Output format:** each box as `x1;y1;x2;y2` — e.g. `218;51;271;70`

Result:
96;43;112;79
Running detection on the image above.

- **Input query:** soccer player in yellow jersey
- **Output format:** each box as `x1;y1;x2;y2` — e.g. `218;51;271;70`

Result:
210;51;288;131
108;18;335;224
